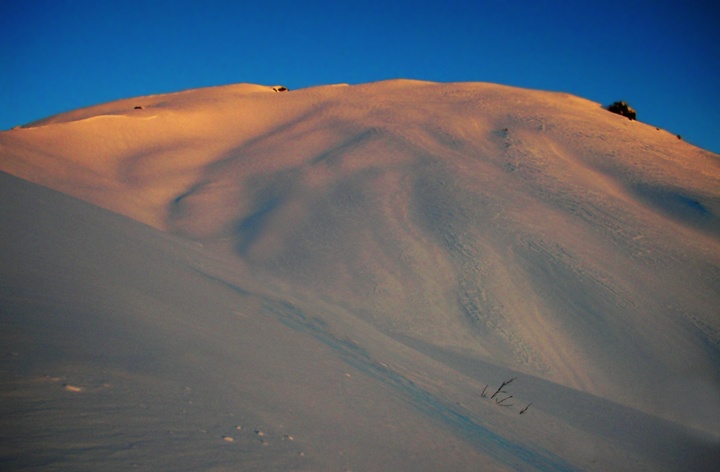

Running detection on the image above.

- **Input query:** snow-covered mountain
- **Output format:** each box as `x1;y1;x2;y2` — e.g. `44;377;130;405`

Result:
2;80;719;471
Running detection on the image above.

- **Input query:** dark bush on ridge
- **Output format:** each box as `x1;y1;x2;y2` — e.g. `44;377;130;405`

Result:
607;101;636;121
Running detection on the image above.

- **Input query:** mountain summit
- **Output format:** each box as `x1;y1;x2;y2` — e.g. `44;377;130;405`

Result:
2;80;719;471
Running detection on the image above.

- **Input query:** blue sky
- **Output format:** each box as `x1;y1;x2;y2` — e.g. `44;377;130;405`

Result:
2;0;719;153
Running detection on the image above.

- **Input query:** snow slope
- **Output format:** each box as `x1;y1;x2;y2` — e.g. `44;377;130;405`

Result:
2;80;719;470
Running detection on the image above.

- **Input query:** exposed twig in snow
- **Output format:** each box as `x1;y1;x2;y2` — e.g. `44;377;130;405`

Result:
496;395;513;405
490;377;516;399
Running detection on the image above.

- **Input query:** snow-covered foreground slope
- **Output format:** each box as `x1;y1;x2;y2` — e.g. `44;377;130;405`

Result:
1;80;719;470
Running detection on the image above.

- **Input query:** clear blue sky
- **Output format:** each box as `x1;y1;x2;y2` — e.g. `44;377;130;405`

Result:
2;0;719;153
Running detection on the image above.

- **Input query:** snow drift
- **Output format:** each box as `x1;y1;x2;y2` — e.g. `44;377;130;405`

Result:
2;80;719;471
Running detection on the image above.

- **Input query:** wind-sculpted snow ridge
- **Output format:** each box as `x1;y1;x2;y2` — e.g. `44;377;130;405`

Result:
2;80;719;471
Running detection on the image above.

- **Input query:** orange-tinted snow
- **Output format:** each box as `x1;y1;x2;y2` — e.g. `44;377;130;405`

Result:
2;80;719;470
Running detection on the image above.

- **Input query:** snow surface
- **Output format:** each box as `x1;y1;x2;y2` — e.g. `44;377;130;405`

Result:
1;80;719;470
